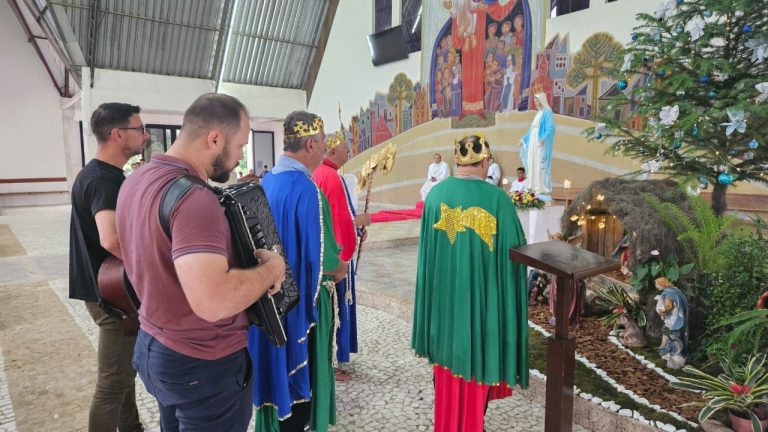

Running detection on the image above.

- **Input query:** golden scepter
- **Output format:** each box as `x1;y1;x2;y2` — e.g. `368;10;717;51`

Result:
354;141;396;274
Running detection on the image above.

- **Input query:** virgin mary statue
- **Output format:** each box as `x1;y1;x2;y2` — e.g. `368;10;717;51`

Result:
519;93;555;202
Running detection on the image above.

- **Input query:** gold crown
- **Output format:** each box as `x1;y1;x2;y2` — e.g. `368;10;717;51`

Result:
286;117;324;138
326;130;345;149
455;133;492;166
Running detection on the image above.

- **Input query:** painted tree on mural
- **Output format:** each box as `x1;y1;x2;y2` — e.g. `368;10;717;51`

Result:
566;32;623;120
387;73;415;135
591;0;768;215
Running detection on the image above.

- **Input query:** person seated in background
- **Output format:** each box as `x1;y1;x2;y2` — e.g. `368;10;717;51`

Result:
259;164;270;178
485;157;501;186
510;166;526;192
419;153;450;201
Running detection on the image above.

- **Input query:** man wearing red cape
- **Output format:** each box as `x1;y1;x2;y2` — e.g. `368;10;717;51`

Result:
444;0;517;118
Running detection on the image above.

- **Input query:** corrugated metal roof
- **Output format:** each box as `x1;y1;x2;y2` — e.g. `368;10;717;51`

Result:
45;0;328;88
51;0;226;80
224;0;328;89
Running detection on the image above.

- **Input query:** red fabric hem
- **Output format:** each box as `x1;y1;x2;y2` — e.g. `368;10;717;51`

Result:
432;365;512;432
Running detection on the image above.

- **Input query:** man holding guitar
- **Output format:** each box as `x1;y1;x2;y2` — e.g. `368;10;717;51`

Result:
116;94;285;431
68;103;148;432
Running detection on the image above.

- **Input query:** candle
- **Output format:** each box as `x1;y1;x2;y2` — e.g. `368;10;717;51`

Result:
563;179;572;189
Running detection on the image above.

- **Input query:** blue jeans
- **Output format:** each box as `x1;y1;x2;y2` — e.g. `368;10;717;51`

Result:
133;330;253;431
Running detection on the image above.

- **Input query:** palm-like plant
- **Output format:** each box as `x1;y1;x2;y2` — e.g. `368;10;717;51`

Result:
672;353;768;431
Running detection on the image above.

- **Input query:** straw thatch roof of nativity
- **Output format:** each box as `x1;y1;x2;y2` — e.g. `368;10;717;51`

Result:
561;178;695;269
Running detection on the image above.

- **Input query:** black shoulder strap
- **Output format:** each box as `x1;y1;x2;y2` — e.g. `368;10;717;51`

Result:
158;175;210;239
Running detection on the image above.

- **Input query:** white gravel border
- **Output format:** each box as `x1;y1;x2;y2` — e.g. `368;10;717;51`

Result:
528;320;697;431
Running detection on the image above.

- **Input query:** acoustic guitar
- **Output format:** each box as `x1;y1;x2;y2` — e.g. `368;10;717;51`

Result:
97;256;140;334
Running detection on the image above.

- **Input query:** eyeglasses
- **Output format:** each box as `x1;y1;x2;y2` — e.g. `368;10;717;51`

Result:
117;126;146;134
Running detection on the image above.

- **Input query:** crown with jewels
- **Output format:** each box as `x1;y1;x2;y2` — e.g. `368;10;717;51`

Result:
326;130;345;149
286;117;324;139
455;133;492;166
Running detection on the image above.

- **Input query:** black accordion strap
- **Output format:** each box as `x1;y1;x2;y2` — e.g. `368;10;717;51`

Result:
158;175;210;239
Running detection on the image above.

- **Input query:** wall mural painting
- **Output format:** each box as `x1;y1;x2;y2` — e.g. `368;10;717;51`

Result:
347;72;430;157
529;32;633;123
431;0;533;128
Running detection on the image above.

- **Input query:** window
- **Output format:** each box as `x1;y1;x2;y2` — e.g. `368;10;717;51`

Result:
555;54;568;69
551;0;590;17
143;125;181;162
374;0;392;33
401;0;422;53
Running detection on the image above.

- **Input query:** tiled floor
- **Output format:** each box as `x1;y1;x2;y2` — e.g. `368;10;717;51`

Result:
0;206;585;431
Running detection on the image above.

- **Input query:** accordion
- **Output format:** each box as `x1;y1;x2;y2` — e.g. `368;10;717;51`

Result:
218;181;300;347
159;176;299;348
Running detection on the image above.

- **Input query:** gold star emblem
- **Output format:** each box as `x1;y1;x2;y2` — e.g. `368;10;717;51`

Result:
433;203;466;244
433;203;497;251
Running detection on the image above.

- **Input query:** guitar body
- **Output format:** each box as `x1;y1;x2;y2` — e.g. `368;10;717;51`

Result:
97;256;140;334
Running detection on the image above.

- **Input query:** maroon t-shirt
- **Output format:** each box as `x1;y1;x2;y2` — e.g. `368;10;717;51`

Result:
116;154;248;360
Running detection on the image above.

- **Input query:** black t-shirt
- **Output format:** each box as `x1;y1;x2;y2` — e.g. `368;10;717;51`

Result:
68;159;125;302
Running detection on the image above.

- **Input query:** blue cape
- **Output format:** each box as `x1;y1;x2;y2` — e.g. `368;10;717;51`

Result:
249;170;322;419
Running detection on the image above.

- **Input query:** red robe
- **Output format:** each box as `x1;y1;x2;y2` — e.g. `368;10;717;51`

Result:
313;159;356;262
450;0;517;116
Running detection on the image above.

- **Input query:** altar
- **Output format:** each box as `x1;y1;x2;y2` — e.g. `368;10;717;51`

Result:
516;205;565;244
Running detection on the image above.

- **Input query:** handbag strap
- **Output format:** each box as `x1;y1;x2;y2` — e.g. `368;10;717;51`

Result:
158;175;211;239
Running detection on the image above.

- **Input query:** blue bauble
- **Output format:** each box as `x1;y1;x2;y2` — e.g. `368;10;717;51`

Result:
717;172;734;185
594;132;603;140
729;149;738;157
707;90;716;98
631;33;639;41
699;181;709;190
675;25;685;34
657;69;666;78
703;10;712;17
693;125;699;136
743;25;753;33
676;0;684;4
699;75;711;83
748;139;759;149
639;148;646;155
617;79;629;90
673;141;682;150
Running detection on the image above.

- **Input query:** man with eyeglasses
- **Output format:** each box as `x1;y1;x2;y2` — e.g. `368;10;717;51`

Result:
69;102;149;431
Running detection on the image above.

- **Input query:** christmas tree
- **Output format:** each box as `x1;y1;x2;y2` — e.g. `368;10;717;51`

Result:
591;0;767;215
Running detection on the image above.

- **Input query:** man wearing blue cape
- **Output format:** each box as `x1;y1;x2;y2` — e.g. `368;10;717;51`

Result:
520;92;556;202
250;111;347;432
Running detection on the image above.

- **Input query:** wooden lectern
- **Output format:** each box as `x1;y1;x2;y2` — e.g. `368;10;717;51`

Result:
510;240;619;432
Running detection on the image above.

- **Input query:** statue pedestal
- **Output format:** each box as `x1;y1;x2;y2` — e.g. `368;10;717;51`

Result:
516;205;564;244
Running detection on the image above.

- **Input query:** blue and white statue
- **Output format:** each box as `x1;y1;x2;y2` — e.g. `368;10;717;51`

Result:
520;92;556;202
654;277;689;369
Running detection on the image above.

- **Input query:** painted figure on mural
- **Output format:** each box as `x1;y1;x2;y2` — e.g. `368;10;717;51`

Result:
501;54;517;111
513;14;525;49
450;51;463;117
520;92;555;201
499;20;514;57
442;68;453;117
485;56;504;113
485;22;501;59
435;70;444;117
443;0;517;119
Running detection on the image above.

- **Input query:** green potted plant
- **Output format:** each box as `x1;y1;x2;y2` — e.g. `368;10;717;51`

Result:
672;353;768;431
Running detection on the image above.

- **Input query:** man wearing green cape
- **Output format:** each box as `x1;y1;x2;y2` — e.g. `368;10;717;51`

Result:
411;133;529;432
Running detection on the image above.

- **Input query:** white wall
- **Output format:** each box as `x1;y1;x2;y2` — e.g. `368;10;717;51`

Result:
0;0;68;181
546;0;656;47
308;0;421;132
81;69;305;161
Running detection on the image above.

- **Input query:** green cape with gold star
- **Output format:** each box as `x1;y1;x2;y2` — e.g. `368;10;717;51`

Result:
411;176;529;388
